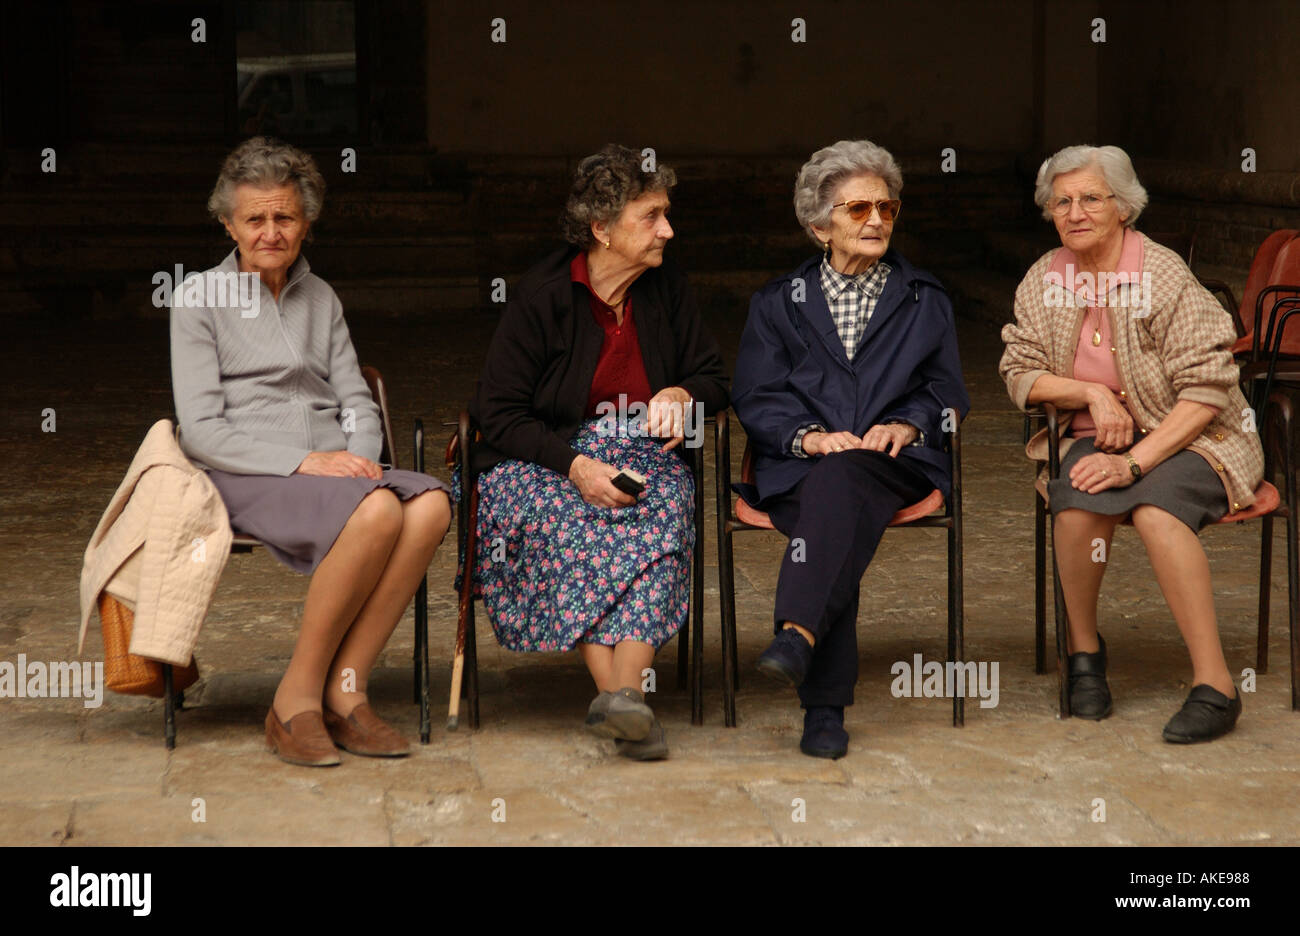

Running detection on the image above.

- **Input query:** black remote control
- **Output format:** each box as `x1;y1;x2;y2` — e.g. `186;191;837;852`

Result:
610;468;646;496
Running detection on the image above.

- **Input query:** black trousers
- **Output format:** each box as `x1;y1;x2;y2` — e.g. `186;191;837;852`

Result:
764;450;933;708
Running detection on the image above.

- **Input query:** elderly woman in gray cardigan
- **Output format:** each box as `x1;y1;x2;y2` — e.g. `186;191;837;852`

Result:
171;137;451;767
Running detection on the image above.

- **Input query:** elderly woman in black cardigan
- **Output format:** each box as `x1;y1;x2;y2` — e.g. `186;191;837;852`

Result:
462;144;729;760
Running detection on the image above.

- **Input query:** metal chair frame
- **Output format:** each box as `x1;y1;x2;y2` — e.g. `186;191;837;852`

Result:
444;409;708;730
1238;287;1300;413
713;409;965;728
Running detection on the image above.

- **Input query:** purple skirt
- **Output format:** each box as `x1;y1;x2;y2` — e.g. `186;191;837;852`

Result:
207;468;450;574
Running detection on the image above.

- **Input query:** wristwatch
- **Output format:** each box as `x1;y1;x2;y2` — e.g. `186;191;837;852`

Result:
1125;453;1142;481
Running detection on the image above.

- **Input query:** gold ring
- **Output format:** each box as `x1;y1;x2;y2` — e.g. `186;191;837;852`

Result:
1101;470;1109;478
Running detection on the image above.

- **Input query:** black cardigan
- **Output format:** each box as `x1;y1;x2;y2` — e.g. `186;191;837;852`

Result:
469;245;731;476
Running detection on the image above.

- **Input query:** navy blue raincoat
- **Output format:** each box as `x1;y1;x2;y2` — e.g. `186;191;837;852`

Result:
731;249;971;505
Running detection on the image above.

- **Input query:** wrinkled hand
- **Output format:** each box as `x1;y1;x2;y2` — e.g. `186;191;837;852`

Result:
802;430;862;456
295;450;382;479
860;422;918;457
568;454;637;508
1086;385;1134;453
647;386;692;452
1069;452;1134;493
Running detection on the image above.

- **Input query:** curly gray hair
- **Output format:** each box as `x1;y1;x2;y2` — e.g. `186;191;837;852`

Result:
793;140;903;247
206;136;326;225
1034;144;1148;227
560;144;677;249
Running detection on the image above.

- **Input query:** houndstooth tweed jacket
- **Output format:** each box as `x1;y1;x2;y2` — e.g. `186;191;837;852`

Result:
999;233;1264;513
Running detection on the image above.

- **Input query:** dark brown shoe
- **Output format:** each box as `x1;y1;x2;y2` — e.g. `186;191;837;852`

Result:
323;703;411;757
265;707;341;767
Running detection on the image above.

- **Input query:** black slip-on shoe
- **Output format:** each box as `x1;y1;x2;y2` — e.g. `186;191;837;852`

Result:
1162;684;1242;744
1067;635;1113;720
757;628;814;687
799;706;848;759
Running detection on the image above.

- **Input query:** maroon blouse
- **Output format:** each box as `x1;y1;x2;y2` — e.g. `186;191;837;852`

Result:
571;252;653;418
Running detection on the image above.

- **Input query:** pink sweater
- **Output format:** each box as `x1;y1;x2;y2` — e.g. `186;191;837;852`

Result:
1057;230;1135;437
1057;230;1219;437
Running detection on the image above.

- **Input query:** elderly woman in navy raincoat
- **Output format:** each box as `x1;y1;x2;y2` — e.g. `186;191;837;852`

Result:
731;139;970;759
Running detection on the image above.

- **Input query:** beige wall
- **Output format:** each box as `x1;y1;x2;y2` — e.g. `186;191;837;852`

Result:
425;0;1037;157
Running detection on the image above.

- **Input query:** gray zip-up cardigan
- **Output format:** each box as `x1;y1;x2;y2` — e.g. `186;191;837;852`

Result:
170;249;382;476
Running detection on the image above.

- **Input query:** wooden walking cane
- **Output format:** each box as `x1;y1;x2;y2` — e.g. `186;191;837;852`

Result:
445;415;479;731
448;485;478;730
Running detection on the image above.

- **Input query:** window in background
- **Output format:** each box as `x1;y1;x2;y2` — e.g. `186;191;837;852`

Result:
235;0;356;140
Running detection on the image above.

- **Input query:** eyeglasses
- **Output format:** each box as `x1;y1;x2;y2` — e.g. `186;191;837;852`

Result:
1049;193;1116;216
832;199;901;223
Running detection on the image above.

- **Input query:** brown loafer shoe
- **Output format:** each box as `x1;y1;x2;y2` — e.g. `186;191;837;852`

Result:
323;702;411;757
265;707;341;767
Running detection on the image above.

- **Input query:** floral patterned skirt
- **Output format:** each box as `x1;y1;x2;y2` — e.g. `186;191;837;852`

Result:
453;419;695;652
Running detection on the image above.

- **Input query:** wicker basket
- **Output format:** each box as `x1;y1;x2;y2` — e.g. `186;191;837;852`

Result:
99;593;199;697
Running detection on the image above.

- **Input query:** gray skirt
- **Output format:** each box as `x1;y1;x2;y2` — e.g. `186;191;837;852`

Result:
207;468;450;574
1048;437;1229;532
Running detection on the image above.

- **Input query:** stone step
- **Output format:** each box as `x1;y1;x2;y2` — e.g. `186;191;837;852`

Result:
982;228;1061;277
0;146;475;192
0;189;471;229
1;269;792;319
939;266;1021;331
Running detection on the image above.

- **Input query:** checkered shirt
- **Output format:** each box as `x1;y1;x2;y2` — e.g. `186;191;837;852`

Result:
820;255;892;359
789;257;893;456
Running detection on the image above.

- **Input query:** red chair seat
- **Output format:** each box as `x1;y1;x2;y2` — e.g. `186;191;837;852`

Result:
1038;476;1279;527
1217;481;1280;523
734;496;775;529
734;488;944;530
1109;480;1280;526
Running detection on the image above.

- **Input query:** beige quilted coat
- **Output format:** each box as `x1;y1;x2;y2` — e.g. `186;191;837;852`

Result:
79;419;232;665
999;233;1264;513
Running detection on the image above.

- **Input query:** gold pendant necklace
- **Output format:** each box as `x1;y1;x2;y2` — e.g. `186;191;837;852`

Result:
1091;306;1102;346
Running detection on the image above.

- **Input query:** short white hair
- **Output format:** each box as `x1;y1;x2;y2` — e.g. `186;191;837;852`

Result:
207;136;325;224
1034;144;1148;227
794;140;903;247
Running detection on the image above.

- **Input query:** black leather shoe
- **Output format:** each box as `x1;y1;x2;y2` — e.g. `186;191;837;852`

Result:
1067;635;1113;720
799;706;848;759
1162;684;1242;743
757;628;813;687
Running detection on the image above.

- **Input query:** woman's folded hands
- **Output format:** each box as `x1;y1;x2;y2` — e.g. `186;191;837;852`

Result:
295;450;383;479
803;423;917;457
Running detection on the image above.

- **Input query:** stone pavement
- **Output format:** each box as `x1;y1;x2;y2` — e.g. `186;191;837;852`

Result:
2;302;1299;846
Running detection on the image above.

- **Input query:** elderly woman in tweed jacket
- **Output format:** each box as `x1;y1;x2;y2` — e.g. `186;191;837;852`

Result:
1000;144;1263;744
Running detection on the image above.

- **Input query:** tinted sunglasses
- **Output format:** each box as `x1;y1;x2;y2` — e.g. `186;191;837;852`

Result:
832;199;902;223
